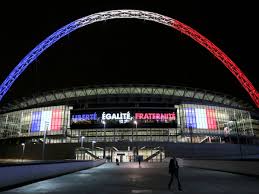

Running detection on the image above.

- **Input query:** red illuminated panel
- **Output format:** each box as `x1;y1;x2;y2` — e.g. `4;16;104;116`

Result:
50;109;62;131
206;109;217;130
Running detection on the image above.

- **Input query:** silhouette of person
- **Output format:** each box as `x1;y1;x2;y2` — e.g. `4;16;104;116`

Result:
138;156;141;166
116;158;119;165
168;157;182;191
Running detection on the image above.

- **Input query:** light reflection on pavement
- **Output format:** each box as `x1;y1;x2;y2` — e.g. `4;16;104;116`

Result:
2;162;259;194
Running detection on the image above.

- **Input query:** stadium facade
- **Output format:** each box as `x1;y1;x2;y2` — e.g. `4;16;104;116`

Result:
0;85;258;162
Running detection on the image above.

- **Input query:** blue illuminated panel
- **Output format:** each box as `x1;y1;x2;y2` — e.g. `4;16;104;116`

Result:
31;111;42;132
185;108;197;128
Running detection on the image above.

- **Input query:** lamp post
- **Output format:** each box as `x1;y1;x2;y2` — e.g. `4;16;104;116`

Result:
134;120;138;129
21;143;25;163
102;120;106;142
234;120;243;159
102;120;106;159
42;121;49;160
81;136;85;147
189;124;193;143
134;120;137;141
133;120;138;161
92;140;96;158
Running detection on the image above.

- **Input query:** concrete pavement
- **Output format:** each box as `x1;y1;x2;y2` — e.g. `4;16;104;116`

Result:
2;162;259;194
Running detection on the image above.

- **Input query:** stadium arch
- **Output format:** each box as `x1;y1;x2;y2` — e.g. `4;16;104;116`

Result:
0;10;258;107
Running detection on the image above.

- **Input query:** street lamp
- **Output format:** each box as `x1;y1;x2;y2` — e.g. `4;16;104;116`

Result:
189;124;193;143
102;120;106;159
21;143;25;163
133;120;138;160
133;120;137;142
81;136;85;147
134;120;138;128
92;140;96;158
42;121;49;160
233;120;243;159
102;120;106;142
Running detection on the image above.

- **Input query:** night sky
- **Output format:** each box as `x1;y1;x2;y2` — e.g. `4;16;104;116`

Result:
0;1;258;108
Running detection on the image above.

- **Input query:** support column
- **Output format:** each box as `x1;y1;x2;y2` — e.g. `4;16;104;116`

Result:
113;128;115;142
111;149;113;162
4;114;8;128
168;129;170;142
132;127;133;142
176;128;178;143
160;148;162;162
103;147;106;159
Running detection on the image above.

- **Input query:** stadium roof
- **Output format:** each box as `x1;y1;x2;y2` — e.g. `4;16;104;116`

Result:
0;84;253;113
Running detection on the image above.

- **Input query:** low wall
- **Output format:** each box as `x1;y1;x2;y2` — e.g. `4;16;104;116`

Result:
165;143;259;159
0;143;79;160
1;142;259;160
0;159;105;191
182;159;259;177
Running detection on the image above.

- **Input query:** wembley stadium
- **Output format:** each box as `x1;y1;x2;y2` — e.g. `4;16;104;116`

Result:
0;84;258;162
0;10;258;162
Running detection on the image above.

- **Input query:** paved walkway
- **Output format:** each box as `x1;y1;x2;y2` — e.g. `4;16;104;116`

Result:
2;162;259;194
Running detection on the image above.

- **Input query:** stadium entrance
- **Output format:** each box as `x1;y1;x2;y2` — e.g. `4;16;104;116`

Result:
75;146;165;162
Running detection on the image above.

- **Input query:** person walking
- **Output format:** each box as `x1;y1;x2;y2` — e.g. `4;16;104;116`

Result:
116;158;119;165
138;155;141;166
168;157;182;191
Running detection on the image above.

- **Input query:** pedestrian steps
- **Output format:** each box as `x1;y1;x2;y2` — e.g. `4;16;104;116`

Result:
143;150;161;162
85;150;100;160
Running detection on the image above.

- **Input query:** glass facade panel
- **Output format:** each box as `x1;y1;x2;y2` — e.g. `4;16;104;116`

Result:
0;103;254;144
0;105;71;138
177;104;253;136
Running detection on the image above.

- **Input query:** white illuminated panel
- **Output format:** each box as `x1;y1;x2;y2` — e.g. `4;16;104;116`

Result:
195;108;208;129
40;110;52;131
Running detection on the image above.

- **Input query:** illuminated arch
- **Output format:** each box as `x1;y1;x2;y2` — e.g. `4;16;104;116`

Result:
0;10;258;107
